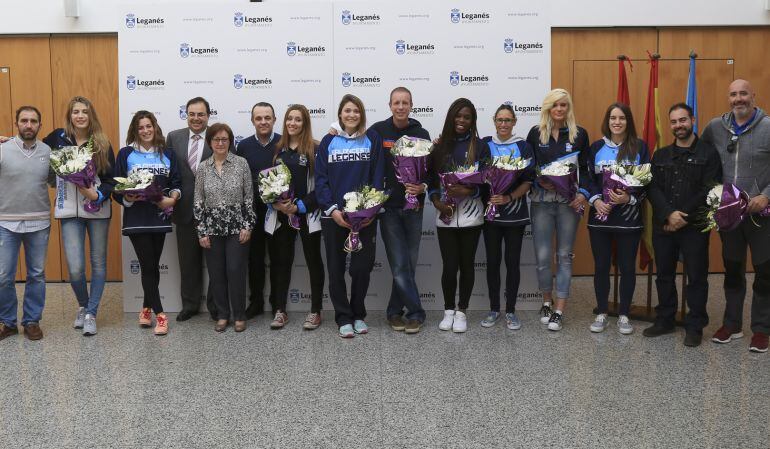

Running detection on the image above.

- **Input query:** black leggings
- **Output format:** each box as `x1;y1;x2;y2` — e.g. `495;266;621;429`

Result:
483;224;525;313
589;228;641;315
128;233;166;314
437;226;482;310
268;216;325;313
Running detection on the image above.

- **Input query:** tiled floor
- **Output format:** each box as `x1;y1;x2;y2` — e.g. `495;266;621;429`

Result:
1;276;769;449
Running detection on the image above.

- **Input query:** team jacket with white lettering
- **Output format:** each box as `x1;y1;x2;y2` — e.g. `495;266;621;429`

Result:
482;135;535;226
314;129;385;215
113;146;182;235
584;137;650;232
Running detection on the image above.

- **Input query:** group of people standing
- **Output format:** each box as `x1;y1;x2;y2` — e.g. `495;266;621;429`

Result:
0;79;768;353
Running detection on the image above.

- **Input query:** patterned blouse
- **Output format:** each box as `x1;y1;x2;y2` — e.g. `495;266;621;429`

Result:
194;152;256;237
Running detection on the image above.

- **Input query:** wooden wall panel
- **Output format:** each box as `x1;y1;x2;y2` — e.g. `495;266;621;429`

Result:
49;34;122;281
0;36;63;281
0;68;12;136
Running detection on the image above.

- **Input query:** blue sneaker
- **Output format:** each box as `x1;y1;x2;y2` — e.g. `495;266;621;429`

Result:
339;324;355;338
481;311;500;328
505;313;521;330
353;320;369;334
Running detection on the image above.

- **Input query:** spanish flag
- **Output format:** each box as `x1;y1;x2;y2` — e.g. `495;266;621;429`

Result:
640;51;662;270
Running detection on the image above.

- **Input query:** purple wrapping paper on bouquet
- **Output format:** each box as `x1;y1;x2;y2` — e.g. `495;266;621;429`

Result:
279;189;301;230
438;170;485;224
117;182;174;218
538;169;584;216
594;170;638;222
483;166;524;221
61;159;100;213
393;155;430;210
715;183;751;232
343;204;382;252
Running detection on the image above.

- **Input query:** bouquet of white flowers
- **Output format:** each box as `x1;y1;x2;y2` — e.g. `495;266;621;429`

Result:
258;162;300;229
438;163;485;224
483;156;531;221
341;186;389;252
50;137;100;212
595;163;652;221
114;168;172;217
537;159;582;215
699;183;770;232
391;136;433;210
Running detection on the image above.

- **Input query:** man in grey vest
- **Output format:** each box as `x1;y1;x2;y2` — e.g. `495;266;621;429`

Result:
0;106;52;341
168;97;217;321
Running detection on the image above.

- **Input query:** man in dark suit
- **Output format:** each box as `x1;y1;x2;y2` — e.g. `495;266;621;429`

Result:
167;97;216;321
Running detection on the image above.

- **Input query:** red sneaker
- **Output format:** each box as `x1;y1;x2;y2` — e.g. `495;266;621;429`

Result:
139;308;152;328
154;313;169;336
711;325;743;344
749;332;769;353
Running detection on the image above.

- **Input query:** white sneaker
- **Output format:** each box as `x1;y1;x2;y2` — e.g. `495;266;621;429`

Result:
589;314;608;333
452;311;468;333
74;307;86;329
618;315;634;335
438;310;455;331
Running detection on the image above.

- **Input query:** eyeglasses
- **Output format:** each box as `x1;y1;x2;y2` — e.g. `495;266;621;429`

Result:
727;135;738;153
212;138;229;144
495;118;514;124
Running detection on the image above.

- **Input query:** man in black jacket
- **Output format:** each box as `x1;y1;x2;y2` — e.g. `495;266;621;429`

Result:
643;103;721;347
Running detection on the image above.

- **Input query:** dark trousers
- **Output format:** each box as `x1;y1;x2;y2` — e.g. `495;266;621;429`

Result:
205;234;249;321
321;217;377;327
175;221;215;315
720;216;770;334
128;233;166;314
483;223;525;314
589;228;641;316
247;206;268;311
268;216;325;313
437;226;482;310
652;228;709;332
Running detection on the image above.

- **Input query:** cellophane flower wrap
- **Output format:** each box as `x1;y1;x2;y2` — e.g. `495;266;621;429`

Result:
438;163;485;225
49;137;100;212
595;163;652;222
537;159;583;216
114;169;173;217
342;186;389;252
391;136;433;210
701;183;770;232
483;155;531;221
259;162;300;230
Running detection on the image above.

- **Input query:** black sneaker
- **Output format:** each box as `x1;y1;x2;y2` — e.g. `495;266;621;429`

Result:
547;312;563;331
642;323;676;338
539;304;553;325
684;332;702;347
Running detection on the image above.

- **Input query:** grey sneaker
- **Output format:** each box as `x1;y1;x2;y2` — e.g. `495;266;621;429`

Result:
481;311;500;328
505;313;521;330
74;307;86;329
83;314;97;336
590;314;608;333
617;315;634;335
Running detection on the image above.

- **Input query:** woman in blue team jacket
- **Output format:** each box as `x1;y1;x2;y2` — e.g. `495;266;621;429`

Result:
480;104;535;331
113;110;181;336
584;102;650;335
43;96;115;336
315;94;385;338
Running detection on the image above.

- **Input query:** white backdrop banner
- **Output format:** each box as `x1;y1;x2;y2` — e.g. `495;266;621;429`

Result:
118;1;550;313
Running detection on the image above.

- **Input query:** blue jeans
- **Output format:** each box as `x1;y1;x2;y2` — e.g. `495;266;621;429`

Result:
60;218;109;316
0;225;50;327
380;207;426;322
530;202;579;300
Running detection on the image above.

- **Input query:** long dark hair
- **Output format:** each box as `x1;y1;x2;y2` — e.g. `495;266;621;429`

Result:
126;110;165;152
600;102;640;162
433;98;479;167
275;104;316;174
